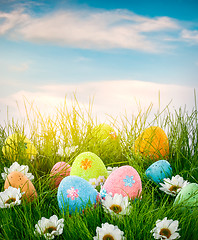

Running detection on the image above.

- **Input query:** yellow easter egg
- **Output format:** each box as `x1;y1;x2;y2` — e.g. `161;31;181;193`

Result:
2;133;38;161
134;126;169;160
92;123;117;141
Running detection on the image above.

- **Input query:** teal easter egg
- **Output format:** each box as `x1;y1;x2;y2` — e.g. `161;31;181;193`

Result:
70;152;108;181
174;183;198;208
145;160;172;184
57;176;98;214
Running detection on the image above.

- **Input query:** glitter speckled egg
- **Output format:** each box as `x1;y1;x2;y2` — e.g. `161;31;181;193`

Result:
4;171;37;202
145;160;172;184
174;183;198;208
134;126;169;160
57;175;98;214
50;162;71;188
70;152;108;181
102;165;142;200
2;133;38;161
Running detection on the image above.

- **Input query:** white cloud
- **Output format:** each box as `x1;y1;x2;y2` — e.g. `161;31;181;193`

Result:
181;29;198;44
0;8;180;52
0;80;197;130
0;9;29;35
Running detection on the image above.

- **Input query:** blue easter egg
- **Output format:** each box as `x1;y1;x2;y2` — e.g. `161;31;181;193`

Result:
57;175;98;214
145;160;172;184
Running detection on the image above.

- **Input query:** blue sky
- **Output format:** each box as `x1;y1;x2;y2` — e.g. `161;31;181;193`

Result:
0;0;198;125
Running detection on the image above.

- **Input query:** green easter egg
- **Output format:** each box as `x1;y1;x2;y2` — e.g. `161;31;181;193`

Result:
70;152;108;181
174;183;198;208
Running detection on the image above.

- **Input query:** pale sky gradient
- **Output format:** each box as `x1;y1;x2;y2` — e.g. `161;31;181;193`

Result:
0;0;198;127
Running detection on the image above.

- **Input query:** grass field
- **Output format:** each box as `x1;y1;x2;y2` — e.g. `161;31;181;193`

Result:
0;97;198;240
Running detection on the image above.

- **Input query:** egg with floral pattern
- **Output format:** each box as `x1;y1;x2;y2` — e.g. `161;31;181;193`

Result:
57;175;99;214
70;152;108;182
134;126;169;160
173;183;198;208
50;162;71;188
101;165;142;200
92;123;117;140
2;133;38;161
145;160;172;184
92;123;117;141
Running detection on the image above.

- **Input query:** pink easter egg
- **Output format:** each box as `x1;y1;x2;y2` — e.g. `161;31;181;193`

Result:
50;162;71;188
102;165;142;199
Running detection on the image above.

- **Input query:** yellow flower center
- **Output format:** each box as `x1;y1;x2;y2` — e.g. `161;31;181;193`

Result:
103;234;115;240
159;228;171;239
169;185;180;192
5;198;16;204
110;204;122;214
44;226;57;234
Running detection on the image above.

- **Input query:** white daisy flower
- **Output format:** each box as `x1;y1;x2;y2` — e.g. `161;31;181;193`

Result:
102;193;131;216
89;178;98;188
34;215;64;240
1;162;34;181
97;176;106;186
0;186;23;208
107;167;119;176
93;222;126;240
150;217;180;239
159;175;189;196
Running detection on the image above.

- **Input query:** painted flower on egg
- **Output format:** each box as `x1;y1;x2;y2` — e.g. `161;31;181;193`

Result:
102;165;142;199
123;175;136;187
70;152;108;182
67;187;79;200
80;158;92;170
100;188;108;199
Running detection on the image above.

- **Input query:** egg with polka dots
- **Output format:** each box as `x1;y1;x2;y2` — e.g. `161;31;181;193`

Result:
4;171;37;202
145;160;172;184
174;183;198;208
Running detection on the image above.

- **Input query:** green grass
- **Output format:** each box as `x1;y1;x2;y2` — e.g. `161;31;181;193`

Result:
0;96;198;240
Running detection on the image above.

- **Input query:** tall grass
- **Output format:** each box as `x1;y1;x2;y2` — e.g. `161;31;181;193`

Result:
0;95;197;240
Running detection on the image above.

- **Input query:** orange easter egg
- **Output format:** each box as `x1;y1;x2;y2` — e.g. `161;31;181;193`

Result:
134;126;169;160
4;171;37;202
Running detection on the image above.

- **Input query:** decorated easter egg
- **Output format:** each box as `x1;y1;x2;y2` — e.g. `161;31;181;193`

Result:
4;171;37;202
134;126;169;160
102;165;142;199
57;175;98;214
145;160;172;184
174;183;198;208
92;123;117;141
70;152;108;181
50;162;71;188
2;133;38;161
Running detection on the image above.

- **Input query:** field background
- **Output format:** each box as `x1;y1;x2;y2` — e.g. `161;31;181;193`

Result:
0;98;198;240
